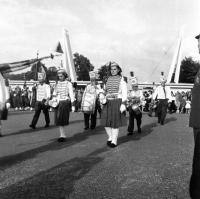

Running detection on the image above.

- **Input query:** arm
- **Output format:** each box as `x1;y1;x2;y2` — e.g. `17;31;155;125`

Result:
152;88;158;100
121;79;128;104
68;82;75;104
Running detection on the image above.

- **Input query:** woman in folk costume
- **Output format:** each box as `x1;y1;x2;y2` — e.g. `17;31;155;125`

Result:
0;74;10;136
81;71;101;130
127;76;143;135
53;69;75;142
101;62;127;148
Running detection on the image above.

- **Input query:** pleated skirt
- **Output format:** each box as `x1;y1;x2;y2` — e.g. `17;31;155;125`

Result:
55;100;71;126
101;98;127;128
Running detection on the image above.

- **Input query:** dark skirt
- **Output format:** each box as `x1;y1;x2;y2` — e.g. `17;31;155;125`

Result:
0;106;8;120
54;100;71;126
101;98;127;128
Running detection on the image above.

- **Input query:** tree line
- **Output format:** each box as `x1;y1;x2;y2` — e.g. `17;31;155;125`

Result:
5;53;200;83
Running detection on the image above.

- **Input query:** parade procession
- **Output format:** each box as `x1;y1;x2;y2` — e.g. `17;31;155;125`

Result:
0;1;200;198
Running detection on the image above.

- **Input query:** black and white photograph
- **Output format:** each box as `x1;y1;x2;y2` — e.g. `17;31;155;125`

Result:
0;0;199;198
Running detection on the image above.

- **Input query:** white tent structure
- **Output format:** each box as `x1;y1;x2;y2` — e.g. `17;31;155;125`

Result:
167;29;183;84
56;29;77;82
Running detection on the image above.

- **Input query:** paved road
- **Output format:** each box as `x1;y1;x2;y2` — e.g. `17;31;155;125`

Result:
0;111;194;199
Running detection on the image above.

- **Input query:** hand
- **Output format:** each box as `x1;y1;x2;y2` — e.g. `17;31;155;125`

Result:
72;106;75;112
102;98;107;105
120;104;126;113
6;102;11;109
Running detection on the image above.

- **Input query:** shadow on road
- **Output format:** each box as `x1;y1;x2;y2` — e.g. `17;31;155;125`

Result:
4;119;84;137
0;146;109;199
118;116;177;145
0;126;104;170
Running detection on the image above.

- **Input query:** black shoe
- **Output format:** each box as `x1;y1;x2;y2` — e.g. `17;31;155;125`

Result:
161;121;164;125
44;124;49;128
29;124;36;129
127;132;133;136
90;126;95;130
138;128;142;133
158;120;161;124
57;137;66;142
107;141;112;147
148;113;152;117
0;134;3;137
84;127;89;130
110;143;117;148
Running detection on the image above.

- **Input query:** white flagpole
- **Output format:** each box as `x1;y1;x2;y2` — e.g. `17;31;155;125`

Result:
167;28;183;84
62;29;77;82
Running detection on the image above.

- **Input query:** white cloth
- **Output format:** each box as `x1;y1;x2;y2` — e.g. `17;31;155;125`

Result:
0;73;9;110
111;128;119;145
105;127;112;141
120;104;126;113
59;126;66;138
152;85;172;102
36;83;51;102
185;100;191;109
118;77;128;103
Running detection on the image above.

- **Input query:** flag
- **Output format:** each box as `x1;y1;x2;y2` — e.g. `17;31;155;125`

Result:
0;58;39;74
0;54;59;74
55;42;63;53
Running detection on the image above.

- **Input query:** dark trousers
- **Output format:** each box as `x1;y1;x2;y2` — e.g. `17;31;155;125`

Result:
128;107;142;132
156;99;168;124
31;101;50;127
190;129;200;199
84;108;97;129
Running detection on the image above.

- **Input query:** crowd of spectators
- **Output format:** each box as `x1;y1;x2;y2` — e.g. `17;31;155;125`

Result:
8;83;192;115
142;90;192;114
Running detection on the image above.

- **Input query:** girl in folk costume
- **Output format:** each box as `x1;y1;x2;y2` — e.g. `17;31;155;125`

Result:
81;71;96;129
53;69;75;142
81;71;101;130
101;62;127;148
0;74;10;136
127;76;143;135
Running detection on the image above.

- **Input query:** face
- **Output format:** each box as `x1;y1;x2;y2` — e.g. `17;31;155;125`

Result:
161;81;165;87
90;78;96;84
132;85;138;91
58;73;65;81
111;66;119;76
38;77;44;83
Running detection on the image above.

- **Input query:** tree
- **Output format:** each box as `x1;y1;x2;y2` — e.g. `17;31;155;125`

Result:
98;62;111;83
179;57;200;83
73;53;94;81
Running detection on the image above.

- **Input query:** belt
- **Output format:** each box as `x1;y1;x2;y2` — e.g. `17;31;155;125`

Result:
106;93;118;100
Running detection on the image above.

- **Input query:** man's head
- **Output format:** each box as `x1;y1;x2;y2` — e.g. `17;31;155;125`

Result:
130;76;138;90
38;72;46;83
89;71;96;82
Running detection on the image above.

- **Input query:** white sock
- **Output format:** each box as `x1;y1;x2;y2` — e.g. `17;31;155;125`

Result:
105;127;112;141
59;126;66;138
111;128;119;145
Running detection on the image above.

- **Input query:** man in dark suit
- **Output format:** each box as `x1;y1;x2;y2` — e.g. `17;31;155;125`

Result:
189;33;200;199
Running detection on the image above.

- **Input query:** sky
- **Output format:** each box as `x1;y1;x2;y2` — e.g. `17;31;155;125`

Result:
0;0;199;82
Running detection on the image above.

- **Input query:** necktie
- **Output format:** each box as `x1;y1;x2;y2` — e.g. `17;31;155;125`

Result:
163;86;166;99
